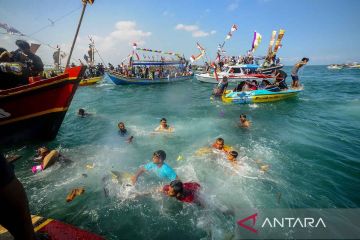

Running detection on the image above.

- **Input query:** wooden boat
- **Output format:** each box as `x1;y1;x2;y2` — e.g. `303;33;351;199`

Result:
0;215;103;239
0;66;86;145
108;60;193;85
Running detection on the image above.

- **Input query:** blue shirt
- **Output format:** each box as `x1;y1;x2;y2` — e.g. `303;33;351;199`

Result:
143;162;177;181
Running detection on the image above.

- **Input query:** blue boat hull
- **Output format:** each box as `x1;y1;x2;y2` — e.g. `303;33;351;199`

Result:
107;72;193;85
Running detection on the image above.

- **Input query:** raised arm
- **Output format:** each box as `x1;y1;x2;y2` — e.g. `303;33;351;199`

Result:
131;167;146;185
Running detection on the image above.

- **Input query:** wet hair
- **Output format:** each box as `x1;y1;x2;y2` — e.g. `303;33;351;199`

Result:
216;138;224;144
78;108;85;115
240;114;247;119
301;57;309;62
118;122;125;127
170;180;183;194
230;151;238;158
160;118;167;122
153;150;166;161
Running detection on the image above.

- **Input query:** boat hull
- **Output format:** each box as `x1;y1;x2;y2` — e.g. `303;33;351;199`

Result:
107;72;193;85
0;66;85;145
79;76;102;86
221;89;302;104
257;64;283;74
195;73;270;84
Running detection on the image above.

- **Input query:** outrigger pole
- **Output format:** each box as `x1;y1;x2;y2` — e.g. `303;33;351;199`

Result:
65;0;94;68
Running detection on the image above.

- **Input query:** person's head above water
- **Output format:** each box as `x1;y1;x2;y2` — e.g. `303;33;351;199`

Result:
167;180;183;197
160;118;168;128
227;151;238;162
152;150;166;164
213;138;225;150
118;122;126;130
240;114;247;122
78;108;85;116
36;146;49;157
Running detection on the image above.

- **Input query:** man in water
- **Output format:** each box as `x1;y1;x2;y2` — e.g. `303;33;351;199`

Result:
118;122;128;136
162;180;201;205
291;57;309;88
212;138;231;153
154;118;174;132
117;122;134;142
213;76;228;96
239;114;251;128
131;150;178;184
78;108;91;117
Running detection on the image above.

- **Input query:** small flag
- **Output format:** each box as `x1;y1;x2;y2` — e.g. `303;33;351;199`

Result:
231;24;238;32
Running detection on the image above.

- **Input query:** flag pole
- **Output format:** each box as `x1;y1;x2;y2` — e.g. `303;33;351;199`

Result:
65;0;89;68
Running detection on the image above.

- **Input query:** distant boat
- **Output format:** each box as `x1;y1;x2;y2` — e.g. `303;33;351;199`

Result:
327;64;343;70
347;62;360;69
107;60;193;85
80;38;104;86
196;64;273;84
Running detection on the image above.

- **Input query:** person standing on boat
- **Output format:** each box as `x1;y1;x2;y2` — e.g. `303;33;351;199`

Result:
291;57;309;88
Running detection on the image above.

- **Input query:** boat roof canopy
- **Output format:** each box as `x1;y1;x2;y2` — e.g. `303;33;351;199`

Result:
132;61;184;66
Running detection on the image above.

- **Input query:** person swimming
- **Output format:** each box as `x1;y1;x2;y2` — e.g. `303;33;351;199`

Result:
31;147;72;173
78;108;91;117
154;118;174;132
212;138;231;153
118;122;128;136
131;150;178;184
239;114;251;128
162;180;201;204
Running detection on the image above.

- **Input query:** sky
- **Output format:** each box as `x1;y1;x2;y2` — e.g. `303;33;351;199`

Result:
1;0;360;66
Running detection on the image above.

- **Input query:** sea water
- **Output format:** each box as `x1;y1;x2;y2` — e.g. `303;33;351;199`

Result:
5;66;360;239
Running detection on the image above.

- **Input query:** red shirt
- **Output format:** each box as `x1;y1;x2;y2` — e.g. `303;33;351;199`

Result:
163;182;201;203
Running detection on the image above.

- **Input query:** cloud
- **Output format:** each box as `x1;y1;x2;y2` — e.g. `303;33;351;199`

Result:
84;21;151;63
227;1;239;11
175;24;216;38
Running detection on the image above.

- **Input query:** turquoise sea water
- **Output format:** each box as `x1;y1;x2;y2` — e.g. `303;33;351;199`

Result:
5;66;360;239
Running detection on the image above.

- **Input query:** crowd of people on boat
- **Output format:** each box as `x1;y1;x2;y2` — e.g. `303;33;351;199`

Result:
109;62;193;79
0;40;44;90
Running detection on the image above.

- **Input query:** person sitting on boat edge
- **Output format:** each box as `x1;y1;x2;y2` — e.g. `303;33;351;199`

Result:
273;69;288;90
155;118;174;132
131;150;178;185
291;57;309;89
162;180;201;204
239;114;251;128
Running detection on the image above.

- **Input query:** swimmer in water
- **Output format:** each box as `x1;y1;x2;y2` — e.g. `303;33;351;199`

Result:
118;122;134;143
154;118;174;132
78;108;91;117
131;150;178;185
162;180;202;205
212;138;231;153
239;114;251;128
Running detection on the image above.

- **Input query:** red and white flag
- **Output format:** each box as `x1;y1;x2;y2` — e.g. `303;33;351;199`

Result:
230;24;238;32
